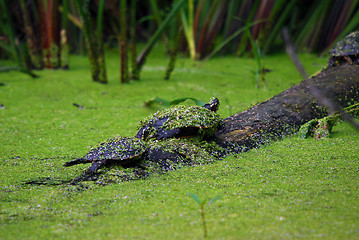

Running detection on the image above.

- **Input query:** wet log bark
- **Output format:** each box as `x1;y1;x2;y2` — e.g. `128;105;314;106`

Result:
214;64;359;152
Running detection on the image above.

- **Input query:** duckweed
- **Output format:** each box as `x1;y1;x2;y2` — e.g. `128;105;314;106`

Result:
2;50;358;239
137;105;221;140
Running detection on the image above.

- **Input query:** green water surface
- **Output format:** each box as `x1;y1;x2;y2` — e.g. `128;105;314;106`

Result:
1;50;358;239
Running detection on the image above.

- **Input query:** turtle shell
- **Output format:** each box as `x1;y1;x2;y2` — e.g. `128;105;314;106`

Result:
136;100;221;141
84;136;146;161
330;31;359;57
64;136;146;172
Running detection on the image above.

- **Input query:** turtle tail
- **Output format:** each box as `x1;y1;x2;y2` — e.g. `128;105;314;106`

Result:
63;158;90;167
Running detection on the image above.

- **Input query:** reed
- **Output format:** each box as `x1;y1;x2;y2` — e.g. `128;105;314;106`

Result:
180;0;196;59
129;0;139;80
136;0;186;73
20;0;43;69
1;0;358;83
245;23;266;88
119;0;128;83
0;0;35;77
74;0;107;83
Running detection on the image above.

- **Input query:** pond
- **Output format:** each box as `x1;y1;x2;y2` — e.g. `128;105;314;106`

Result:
1;51;358;239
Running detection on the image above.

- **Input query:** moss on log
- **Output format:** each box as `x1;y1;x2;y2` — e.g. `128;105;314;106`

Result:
214;64;359;152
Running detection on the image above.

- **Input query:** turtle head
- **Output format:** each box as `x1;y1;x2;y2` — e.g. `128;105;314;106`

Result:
203;98;219;112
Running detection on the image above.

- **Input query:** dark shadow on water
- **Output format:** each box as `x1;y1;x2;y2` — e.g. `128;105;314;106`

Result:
24;177;73;186
23;156;98;186
24;171;104;186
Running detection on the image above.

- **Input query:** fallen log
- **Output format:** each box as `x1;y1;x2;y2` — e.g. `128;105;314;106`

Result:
69;64;359;185
214;64;359;152
60;41;359;184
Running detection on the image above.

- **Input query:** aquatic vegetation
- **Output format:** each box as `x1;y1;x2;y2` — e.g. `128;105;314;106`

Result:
298;103;359;139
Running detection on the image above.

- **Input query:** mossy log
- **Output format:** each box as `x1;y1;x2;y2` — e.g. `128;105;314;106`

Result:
214;64;359;152
63;64;359;184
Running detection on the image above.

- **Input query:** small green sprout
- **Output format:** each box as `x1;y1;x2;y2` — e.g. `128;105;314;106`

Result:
188;193;221;238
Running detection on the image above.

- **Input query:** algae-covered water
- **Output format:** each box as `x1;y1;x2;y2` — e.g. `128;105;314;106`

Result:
1;49;358;239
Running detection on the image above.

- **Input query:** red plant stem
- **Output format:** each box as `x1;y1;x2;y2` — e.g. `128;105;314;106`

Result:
196;0;218;59
38;0;60;68
252;0;276;39
328;1;352;46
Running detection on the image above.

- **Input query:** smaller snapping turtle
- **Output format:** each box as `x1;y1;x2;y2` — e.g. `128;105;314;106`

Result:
136;98;221;141
64;137;146;172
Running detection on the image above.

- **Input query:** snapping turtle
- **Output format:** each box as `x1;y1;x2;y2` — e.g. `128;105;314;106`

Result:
93;138;226;184
64;136;146;173
136;98;221;141
328;31;359;67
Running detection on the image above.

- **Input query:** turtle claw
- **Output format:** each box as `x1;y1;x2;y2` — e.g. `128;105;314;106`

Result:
344;56;353;64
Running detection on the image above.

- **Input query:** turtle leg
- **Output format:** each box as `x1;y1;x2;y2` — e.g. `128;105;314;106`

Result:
63;158;90;167
87;159;108;173
68;159;108;184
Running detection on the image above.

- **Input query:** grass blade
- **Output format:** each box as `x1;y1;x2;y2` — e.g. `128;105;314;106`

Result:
245;22;266;88
180;0;196;59
202;20;264;62
262;0;296;54
137;0;186;71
